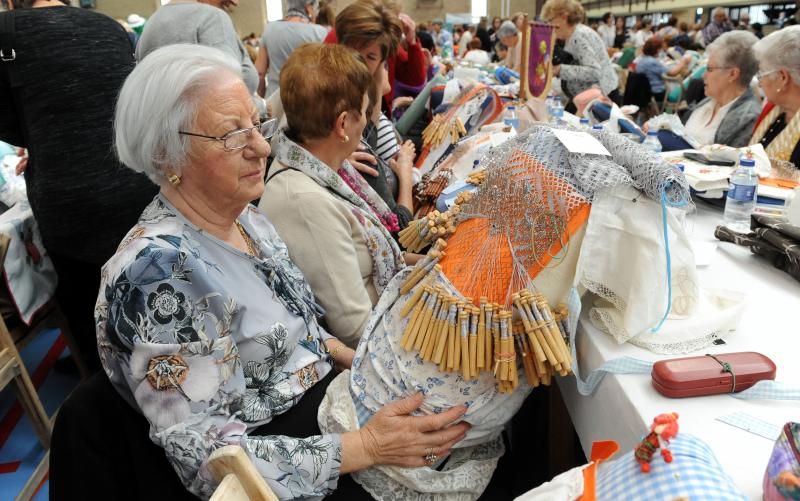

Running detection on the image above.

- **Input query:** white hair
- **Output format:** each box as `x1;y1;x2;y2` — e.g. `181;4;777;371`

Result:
712;7;727;16
114;44;241;183
496;20;518;40
707;31;759;86
753;25;800;84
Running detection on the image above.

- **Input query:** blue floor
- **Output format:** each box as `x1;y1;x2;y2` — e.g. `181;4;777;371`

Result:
0;329;80;500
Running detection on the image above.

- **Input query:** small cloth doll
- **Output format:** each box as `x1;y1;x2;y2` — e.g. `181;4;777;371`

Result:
635;412;680;473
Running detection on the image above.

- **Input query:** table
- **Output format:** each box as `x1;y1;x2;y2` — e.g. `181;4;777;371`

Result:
558;199;800;499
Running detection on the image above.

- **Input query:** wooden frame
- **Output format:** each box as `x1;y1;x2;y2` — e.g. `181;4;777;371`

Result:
208;445;279;501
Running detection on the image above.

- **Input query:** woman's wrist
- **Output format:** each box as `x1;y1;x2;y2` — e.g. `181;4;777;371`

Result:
325;340;354;369
340;430;375;474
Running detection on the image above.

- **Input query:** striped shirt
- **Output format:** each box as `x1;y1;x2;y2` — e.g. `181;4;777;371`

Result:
375;113;400;163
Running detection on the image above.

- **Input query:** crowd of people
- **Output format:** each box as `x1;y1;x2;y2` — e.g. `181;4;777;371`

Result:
0;0;799;499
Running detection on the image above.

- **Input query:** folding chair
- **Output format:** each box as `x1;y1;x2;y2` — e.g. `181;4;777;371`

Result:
661;75;685;114
623;72;659;124
0;229;88;500
208;446;279;501
0;303;80;500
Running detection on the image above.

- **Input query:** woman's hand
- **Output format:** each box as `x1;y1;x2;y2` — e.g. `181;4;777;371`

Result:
352;394;470;471
393;96;414;110
391;140;416;211
399;13;416;45
552;64;561;77
348;150;379;177
15;148;27;176
403;252;425;266
389;141;415;186
397;140;416;166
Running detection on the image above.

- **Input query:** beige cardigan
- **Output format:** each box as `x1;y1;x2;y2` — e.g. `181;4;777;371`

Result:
259;161;378;348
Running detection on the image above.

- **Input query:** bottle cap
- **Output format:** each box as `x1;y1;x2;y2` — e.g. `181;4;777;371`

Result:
507;106;516;110
740;158;756;167
580;118;589;124
592;124;603;130
675;163;685;172
648;130;658;136
554;96;561;102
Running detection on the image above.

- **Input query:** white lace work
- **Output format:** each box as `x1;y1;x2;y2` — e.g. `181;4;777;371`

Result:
319;372;504;501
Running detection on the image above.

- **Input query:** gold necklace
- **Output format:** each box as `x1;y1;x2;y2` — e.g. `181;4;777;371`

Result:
235;220;258;257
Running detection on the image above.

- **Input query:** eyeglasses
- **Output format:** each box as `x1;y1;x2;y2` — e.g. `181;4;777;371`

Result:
756;69;780;82
706;66;732;72
179;118;279;152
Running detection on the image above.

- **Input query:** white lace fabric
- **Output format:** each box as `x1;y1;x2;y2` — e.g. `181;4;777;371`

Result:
319;372;504;501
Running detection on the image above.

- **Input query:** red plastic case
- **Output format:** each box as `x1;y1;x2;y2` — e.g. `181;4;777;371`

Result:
651;352;776;398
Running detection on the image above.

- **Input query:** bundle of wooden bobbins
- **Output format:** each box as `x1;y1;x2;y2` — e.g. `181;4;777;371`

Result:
414;169;452;217
466;169;487;186
399;207;459;252
422;114;467;149
398;192;474;253
510;290;572;388
397;243;573;394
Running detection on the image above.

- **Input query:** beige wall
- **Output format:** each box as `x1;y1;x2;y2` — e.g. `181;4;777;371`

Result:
92;0;159;21
90;0;265;37
584;0;759;19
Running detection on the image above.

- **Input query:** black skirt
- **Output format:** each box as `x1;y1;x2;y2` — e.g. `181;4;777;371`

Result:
50;369;371;500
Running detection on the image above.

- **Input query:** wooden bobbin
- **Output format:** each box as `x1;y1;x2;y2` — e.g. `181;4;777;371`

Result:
401;286;431;350
458;307;470;381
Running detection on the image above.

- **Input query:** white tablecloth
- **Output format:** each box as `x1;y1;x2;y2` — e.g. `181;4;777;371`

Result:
558;200;800;500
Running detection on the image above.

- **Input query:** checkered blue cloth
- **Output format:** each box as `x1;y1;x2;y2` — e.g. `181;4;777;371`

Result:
595;434;747;501
352;386;374;427
733;380;800;401
567;287;655;396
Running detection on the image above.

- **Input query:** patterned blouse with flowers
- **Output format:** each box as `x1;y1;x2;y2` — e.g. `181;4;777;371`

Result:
95;194;341;500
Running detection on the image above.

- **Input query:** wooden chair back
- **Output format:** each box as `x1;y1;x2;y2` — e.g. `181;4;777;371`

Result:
208;445;279;501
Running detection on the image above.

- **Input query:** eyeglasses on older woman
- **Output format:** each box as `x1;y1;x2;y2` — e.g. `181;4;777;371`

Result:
179;117;279;151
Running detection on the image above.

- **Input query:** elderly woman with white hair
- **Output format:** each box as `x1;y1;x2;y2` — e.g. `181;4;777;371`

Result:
49;44;469;500
683;30;762;147
496;20;522;72
750;25;800;166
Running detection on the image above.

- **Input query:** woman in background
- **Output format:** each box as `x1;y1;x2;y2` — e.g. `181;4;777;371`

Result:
261;44;414;347
683;31;761;147
750;26;800;165
542;0;619;103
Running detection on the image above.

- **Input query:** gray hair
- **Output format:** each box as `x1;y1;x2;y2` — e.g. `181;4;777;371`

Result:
114;44;241;183
496;20;518;40
712;7;727;17
754;25;800;83
707;31;759;87
286;0;318;16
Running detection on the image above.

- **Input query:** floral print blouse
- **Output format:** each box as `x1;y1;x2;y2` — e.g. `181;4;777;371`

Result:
95;195;341;499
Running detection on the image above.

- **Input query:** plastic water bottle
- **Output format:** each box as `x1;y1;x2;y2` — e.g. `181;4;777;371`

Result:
545;95;554;120
550;96;565;126
642;131;662;153
723;158;758;233
579;118;590;130
503;106;520;130
592;124;604;131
